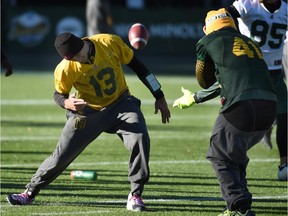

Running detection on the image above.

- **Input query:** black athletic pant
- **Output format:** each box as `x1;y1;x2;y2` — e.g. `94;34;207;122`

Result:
223;99;277;132
206;99;277;212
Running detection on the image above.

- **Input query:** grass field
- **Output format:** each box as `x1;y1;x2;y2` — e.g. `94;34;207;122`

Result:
1;72;287;216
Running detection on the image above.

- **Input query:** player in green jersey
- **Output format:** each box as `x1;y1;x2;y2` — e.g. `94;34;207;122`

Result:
174;8;277;216
6;32;171;212
175;0;288;181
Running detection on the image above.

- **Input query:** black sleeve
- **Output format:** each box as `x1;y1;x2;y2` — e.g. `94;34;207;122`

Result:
54;90;69;109
226;5;241;30
127;56;164;100
194;82;221;104
127;55;149;77
1;50;6;62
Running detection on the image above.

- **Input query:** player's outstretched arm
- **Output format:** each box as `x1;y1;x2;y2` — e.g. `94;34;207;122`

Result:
127;55;171;123
195;82;221;103
173;83;221;109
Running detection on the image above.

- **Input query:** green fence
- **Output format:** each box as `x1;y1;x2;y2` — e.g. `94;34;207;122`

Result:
2;5;206;73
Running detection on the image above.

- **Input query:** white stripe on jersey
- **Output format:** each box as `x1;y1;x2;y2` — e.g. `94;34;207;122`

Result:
233;0;288;70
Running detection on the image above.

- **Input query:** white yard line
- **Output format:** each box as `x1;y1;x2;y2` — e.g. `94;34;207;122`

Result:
0;158;279;168
0;136;60;141
1;99;55;105
1;99;219;105
67;195;286;203
0;132;211;141
1;195;287;216
31;211;112;215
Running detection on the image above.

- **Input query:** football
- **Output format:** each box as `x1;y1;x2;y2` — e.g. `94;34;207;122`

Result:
128;23;149;50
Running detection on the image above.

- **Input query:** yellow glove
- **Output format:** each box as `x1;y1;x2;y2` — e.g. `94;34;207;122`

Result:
173;87;196;109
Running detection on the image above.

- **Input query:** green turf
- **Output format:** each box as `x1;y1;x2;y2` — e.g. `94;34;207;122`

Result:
1;72;287;216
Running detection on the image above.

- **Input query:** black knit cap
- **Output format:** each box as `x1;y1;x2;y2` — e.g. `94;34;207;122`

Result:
54;32;84;60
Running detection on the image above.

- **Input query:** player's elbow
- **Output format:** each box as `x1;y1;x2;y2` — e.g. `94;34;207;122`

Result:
195;60;216;89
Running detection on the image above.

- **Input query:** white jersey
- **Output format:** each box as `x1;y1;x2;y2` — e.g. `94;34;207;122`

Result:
233;0;288;70
283;31;288;77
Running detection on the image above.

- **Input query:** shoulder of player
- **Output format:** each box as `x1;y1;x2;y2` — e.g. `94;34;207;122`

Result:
86;34;127;51
233;0;267;17
197;32;218;45
198;28;236;45
55;59;80;73
233;0;258;10
87;34;121;43
279;1;288;12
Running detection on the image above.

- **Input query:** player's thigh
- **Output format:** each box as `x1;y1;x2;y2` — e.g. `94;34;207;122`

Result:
62;111;103;147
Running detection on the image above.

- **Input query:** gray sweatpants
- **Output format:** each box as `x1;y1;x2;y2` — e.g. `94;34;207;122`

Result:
206;114;266;211
26;95;150;197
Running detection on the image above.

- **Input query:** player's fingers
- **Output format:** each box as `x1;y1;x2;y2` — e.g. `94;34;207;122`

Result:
74;102;87;111
161;108;170;124
166;109;171;123
70;93;77;98
181;86;185;93
5;70;13;77
162;114;170;124
74;101;87;105
154;103;159;114
173;99;179;107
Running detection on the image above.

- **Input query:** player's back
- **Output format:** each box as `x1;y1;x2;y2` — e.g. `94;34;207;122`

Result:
197;27;276;111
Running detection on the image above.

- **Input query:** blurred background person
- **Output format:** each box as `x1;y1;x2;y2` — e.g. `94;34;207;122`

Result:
86;0;115;36
126;0;145;9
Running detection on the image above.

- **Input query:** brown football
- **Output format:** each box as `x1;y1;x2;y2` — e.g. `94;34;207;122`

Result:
128;23;149;50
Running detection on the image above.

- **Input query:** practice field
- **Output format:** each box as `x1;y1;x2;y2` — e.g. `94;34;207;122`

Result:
1;73;287;216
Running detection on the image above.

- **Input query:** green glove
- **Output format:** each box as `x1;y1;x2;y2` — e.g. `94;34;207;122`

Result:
173;87;196;109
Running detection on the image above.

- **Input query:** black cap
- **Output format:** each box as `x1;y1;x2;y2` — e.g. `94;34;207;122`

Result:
54;33;84;60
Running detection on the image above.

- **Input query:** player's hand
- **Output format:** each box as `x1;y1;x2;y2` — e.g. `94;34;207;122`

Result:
64;93;87;111
2;60;13;77
173;87;196;109
155;97;171;124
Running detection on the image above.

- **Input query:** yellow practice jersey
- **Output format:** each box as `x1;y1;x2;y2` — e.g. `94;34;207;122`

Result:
54;34;134;110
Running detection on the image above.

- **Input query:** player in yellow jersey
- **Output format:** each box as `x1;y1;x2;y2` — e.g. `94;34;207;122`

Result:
6;32;171;212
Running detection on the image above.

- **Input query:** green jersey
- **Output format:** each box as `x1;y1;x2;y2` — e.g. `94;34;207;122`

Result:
196;27;277;112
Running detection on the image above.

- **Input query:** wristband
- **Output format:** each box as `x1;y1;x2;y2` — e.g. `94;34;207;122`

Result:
144;73;161;92
153;90;164;100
